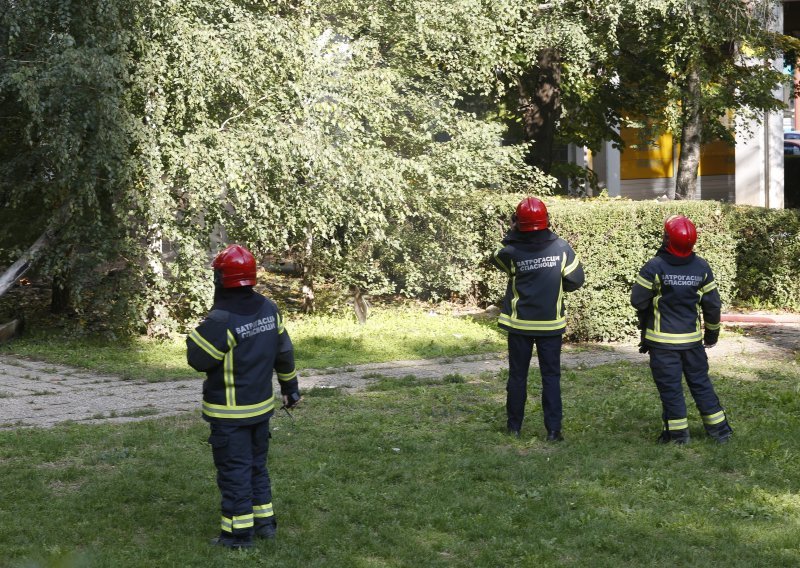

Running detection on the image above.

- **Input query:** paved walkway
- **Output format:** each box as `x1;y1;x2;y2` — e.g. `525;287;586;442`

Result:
1;322;797;429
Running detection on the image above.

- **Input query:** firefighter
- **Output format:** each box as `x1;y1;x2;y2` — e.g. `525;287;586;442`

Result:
491;197;585;441
187;244;301;549
631;215;733;444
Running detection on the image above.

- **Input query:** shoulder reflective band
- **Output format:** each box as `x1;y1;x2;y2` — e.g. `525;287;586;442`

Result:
493;249;510;273
563;254;580;276
700;281;718;294
189;330;225;360
635;274;653;290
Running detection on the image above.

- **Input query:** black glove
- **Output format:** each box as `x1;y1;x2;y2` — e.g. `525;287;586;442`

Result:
704;329;719;348
638;327;649;354
283;391;301;409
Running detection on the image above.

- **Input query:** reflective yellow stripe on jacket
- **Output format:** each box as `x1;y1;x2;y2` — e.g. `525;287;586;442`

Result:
202;395;276;420
189;330;225;360
644;329;702;344
498;313;567;332
224;330;237;406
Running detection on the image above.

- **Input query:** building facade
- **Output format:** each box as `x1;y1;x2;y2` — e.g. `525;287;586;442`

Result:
574;1;799;209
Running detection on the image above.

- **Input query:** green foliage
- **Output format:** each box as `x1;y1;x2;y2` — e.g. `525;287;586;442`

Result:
548;199;735;341
729;207;800;311
1;0;794;336
470;198;797;341
3;355;800;567
0;0;550;334
609;0;788;143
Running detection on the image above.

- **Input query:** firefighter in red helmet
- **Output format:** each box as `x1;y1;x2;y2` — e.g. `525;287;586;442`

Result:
187;244;301;549
491;197;585;441
631;215;732;444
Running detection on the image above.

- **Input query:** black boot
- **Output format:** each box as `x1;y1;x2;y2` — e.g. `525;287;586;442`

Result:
255;521;277;539
210;531;254;549
705;421;733;444
546;430;563;442
656;429;689;445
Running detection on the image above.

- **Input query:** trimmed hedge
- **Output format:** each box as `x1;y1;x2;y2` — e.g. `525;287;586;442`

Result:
454;197;798;342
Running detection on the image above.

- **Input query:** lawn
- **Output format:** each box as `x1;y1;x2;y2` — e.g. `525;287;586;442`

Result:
3;356;799;567
0;307;505;381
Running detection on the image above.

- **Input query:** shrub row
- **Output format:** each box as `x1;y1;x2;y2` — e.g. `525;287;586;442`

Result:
399;196;799;342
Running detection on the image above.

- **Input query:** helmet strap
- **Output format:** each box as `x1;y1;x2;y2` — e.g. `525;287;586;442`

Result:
213;269;225;290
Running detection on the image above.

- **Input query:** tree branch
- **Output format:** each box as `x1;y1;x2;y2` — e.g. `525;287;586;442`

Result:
0;202;72;298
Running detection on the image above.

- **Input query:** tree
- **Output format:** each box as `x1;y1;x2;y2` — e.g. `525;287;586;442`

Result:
1;0;550;332
611;0;793;199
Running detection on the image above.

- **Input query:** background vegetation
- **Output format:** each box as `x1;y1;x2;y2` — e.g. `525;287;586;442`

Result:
2;0;796;337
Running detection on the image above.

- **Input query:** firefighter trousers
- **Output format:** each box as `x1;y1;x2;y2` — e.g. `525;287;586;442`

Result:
208;418;276;537
648;346;731;438
506;333;563;433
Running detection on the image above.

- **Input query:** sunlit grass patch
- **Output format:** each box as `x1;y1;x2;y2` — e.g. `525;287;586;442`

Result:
1;306;505;381
2;356;798;567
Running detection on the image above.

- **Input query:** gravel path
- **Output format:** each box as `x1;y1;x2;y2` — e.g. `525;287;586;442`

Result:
1;323;797;429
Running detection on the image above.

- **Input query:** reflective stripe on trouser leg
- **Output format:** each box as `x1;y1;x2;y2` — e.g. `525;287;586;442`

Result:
702;410;726;426
535;335;563;432
221;513;254;533
507;333;535;432
649;348;688;424
210;421;257;536
250;418;275;528
253;503;275;525
666;418;689;431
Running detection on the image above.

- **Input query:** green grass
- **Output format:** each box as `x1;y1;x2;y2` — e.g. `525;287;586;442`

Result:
3;357;799;567
0;307;505;381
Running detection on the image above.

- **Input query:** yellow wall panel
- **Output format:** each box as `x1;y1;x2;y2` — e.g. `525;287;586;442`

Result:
620;127;674;180
699;139;735;176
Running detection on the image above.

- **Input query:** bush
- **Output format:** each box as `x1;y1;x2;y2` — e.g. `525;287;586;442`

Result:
405;195;798;343
729;206;800;311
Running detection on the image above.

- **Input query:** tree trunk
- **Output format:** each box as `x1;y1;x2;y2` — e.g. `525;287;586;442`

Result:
51;272;71;314
675;65;703;200
0;203;71;299
145;225;169;336
301;226;315;314
517;48;562;175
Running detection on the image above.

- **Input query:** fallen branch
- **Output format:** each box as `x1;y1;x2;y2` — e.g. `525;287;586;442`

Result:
0;202;71;299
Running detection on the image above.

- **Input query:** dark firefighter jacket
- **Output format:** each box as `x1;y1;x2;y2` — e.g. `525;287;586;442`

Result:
491;229;585;336
630;247;722;351
187;287;298;424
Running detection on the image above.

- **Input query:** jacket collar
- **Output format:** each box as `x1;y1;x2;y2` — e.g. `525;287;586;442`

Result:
502;228;558;245
656;246;695;265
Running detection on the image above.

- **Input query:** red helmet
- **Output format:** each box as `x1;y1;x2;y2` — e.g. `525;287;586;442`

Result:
515;197;549;231
212;244;257;288
664;215;697;257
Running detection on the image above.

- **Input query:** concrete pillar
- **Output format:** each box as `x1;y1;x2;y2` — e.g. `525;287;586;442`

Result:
735;3;784;208
593;140;621;197
795;63;800;131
